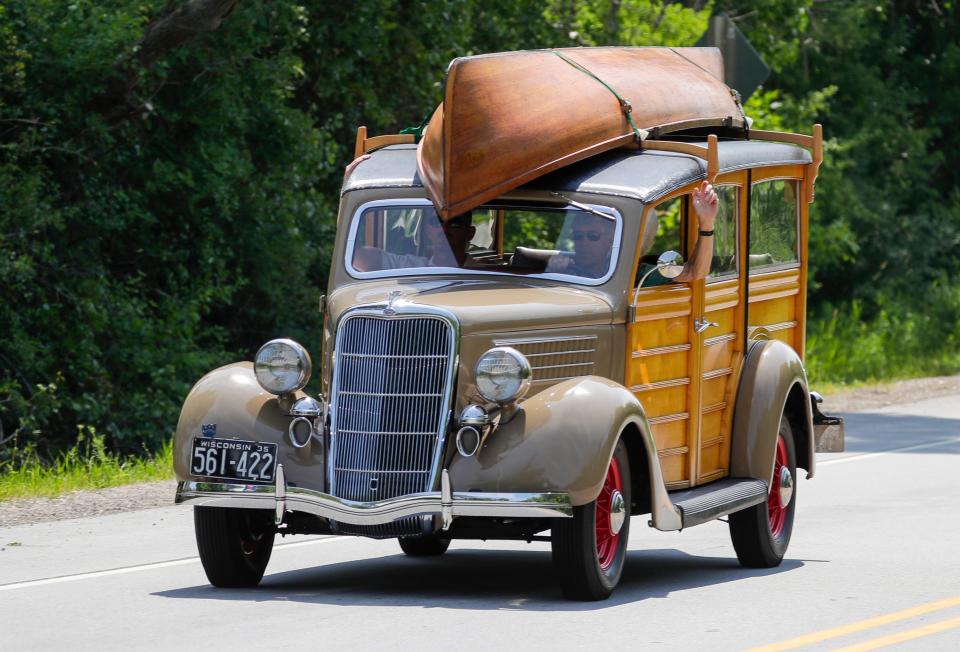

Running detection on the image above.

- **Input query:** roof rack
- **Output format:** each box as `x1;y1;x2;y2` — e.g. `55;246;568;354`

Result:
749;125;823;202
642;135;721;184
641;124;823;202
354;126;415;159
354;123;824;202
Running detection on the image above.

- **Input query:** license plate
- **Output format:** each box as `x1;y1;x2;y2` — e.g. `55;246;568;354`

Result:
190;437;277;483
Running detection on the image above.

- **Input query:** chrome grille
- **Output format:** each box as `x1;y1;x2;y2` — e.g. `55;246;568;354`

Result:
329;314;454;503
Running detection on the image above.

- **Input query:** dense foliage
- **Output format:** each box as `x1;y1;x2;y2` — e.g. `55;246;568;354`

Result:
1;0;958;460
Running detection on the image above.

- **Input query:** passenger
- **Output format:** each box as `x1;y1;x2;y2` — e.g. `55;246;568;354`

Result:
637;180;718;286
353;211;475;272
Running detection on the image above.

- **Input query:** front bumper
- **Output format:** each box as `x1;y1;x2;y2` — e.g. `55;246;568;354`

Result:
176;464;572;528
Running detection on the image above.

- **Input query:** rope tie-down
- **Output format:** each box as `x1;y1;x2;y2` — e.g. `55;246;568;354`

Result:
551;50;648;144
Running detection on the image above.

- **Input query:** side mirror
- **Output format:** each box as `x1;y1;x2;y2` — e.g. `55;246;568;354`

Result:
657;250;685;279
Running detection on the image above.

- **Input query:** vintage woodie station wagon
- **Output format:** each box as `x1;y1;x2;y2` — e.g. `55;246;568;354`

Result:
173;47;844;600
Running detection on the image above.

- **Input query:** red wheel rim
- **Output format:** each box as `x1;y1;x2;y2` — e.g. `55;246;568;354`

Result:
595;456;623;570
768;435;789;537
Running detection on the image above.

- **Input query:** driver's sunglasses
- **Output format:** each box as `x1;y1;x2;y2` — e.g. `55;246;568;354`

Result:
573;230;603;242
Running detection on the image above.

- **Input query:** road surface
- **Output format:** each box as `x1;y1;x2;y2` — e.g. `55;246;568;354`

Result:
2;395;959;651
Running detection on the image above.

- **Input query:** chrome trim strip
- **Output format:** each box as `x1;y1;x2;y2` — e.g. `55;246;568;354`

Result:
529;361;595;371
493;335;598;346
274;464;286;525
702;401;727;414
341;352;449;360
703;333;736;347
632;343;692;358
648;411;690;425
657;446;688;457
176;480;573;525
343;198;625;287
762;320;799;332
521;348;598;358
630;377;690;392
703;367;734;380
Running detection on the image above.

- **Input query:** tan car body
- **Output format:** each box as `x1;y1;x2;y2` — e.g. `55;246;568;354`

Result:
175;139;828;533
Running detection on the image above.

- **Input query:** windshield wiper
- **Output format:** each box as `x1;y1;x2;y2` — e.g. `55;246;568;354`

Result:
550;192;617;222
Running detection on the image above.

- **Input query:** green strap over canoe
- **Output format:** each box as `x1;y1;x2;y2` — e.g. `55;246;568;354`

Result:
551;50;647;144
400;115;431;142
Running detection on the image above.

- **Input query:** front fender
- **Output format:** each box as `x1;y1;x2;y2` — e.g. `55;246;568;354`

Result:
173;363;323;489
448;376;679;529
730;340;815;485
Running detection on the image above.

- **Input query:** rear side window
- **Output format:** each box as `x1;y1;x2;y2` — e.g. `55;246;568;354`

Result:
750;179;799;271
708;185;738;278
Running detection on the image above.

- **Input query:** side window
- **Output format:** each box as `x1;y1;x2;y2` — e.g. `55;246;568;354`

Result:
750;179;799;271
708;185;738;279
649;197;683;257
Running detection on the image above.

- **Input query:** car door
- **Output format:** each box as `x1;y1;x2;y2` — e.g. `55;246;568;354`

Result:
627;174;746;488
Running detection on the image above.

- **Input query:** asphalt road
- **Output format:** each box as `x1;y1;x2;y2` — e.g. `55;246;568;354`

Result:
2;395;959;651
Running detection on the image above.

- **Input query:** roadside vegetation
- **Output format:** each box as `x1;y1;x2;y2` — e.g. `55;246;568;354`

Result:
807;289;960;386
0;428;172;501
1;1;958;496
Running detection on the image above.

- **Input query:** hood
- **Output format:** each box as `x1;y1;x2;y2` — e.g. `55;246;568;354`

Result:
327;278;613;335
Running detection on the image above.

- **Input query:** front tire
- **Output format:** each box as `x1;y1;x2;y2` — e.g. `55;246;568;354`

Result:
729;415;797;567
194;507;275;587
551;439;631;601
398;534;450;556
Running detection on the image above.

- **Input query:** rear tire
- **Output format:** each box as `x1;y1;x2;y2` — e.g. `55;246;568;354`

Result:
551;439;631;601
398;534;450;556
194;507;275;587
729;415;797;567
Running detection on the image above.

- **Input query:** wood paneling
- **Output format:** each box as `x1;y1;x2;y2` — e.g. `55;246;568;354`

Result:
748;267;802;351
629;283;694;485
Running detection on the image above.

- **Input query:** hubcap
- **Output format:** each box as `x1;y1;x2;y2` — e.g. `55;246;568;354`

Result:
609;491;626;535
595;456;624;570
767;434;791;537
778;466;794;508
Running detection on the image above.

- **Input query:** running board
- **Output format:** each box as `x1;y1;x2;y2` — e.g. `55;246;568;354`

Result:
669;478;768;529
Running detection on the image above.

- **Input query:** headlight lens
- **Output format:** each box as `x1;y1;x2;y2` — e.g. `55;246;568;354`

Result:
475;347;532;403
254;339;312;395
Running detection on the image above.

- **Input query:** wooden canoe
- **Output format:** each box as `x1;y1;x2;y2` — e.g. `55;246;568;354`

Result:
417;47;746;219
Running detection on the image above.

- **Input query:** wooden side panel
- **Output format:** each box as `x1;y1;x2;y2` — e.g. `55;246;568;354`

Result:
698;278;740;481
629;286;693;487
748;268;801;350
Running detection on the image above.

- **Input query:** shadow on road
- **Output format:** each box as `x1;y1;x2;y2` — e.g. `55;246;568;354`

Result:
153;547;809;610
839;412;960;455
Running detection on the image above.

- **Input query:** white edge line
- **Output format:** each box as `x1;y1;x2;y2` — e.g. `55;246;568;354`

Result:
819;437;960;467
0;535;343;593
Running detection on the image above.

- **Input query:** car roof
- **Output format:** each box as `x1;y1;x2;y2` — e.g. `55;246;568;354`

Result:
342;140;812;205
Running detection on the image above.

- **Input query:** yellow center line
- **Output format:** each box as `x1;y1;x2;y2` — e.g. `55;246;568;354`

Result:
830;614;960;652
744;595;960;652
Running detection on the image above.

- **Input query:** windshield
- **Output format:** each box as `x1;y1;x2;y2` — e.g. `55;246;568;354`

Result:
346;200;622;284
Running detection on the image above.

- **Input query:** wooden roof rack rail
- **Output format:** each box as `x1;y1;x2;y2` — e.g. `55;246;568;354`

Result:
749;123;823;202
642;134;720;184
354;126;416;159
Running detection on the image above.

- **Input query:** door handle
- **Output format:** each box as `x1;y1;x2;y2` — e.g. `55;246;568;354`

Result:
694;318;719;334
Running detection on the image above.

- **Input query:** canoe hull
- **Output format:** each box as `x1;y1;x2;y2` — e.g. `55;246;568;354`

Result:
418;47;745;218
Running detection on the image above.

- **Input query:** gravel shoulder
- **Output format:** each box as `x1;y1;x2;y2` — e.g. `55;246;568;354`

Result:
3;374;958;529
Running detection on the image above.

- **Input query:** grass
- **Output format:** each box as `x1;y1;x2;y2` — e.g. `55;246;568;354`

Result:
0;435;173;502
806;294;960;386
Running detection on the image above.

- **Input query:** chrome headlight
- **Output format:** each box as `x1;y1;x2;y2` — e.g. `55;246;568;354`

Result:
475;347;532;404
254;339;312;395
